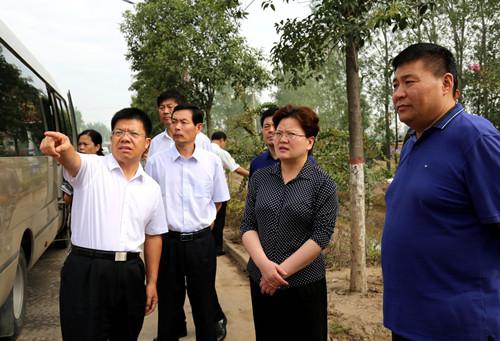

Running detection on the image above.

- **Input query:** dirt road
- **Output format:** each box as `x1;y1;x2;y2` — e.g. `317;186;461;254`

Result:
17;247;255;341
139;255;255;341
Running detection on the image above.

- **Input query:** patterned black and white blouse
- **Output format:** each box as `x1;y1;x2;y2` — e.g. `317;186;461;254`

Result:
240;160;338;288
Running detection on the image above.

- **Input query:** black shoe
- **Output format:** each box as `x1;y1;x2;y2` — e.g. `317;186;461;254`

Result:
216;250;226;256
215;317;227;341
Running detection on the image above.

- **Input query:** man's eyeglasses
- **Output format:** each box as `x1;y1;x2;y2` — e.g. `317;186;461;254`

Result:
111;129;145;139
274;130;306;140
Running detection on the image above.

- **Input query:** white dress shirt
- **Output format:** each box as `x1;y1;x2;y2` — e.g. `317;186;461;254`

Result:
65;153;167;252
146;145;230;233
210;142;240;172
148;130;211;157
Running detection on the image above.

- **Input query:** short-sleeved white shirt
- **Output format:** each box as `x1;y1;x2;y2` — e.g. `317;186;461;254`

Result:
210;143;239;172
65;153;167;252
148;130;211;157
146;145;230;233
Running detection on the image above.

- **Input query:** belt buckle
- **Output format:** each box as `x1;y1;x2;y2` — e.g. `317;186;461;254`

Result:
180;233;194;242
115;252;127;262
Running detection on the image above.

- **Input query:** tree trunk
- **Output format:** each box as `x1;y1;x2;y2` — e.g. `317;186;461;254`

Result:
205;91;215;137
205;107;212;137
383;29;391;171
345;41;367;293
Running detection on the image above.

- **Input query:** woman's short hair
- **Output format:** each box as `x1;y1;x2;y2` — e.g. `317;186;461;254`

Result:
272;105;320;138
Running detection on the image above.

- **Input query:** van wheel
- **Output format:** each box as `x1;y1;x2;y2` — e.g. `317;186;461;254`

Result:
12;249;27;336
0;249;27;340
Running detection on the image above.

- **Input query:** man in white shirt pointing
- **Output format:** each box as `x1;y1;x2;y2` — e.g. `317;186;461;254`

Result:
40;108;167;341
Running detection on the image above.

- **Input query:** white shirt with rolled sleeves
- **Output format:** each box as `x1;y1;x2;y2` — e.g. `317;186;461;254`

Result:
210;142;239;172
64;153;168;252
145;145;230;233
148;130;212;157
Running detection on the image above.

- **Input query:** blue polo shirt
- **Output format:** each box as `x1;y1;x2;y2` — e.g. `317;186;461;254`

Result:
382;103;500;340
249;149;316;177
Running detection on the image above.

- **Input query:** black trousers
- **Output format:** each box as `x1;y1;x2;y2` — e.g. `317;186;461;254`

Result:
250;277;328;341
157;231;217;341
212;202;227;322
213;257;225;322
159;233;187;335
212;201;227;254
59;252;146;341
392;332;412;340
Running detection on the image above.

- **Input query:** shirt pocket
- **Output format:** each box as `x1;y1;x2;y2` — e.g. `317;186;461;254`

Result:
193;179;212;198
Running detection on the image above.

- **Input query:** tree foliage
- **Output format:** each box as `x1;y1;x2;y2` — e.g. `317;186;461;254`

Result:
120;0;270;134
373;0;500;127
273;52;348;130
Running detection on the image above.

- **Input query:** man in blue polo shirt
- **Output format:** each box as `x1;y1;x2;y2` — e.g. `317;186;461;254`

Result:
382;43;500;340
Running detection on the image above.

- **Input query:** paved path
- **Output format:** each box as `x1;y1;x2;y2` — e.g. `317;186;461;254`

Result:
139;254;254;341
17;245;254;341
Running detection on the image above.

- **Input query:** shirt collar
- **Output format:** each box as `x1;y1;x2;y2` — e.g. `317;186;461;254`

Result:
408;103;465;139
433;103;465;130
264;149;276;160
269;158;315;181
162;130;174;141
168;144;201;162
106;153;146;182
105;153;121;171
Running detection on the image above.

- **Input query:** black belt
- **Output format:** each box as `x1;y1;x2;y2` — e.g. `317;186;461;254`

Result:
71;245;140;262
168;227;210;242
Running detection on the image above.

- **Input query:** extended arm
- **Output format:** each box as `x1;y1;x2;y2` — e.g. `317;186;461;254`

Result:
234;167;249;177
40;131;81;177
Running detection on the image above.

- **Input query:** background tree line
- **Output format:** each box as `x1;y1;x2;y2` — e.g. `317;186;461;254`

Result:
118;0;499;292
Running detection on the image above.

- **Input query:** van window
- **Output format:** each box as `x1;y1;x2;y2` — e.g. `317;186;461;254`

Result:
0;43;48;156
54;95;73;137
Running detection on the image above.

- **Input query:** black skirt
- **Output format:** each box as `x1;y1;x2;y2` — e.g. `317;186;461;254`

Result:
249;277;328;341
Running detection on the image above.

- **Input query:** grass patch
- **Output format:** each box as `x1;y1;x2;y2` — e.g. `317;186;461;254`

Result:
330;321;352;335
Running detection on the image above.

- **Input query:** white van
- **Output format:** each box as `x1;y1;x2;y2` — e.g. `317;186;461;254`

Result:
0;19;77;339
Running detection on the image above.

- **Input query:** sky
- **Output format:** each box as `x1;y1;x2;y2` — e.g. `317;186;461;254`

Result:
0;0;310;126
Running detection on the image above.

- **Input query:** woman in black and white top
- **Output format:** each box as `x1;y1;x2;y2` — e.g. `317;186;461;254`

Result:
240;105;338;341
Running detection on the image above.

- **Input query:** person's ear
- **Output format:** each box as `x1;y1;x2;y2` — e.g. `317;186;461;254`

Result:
442;73;454;96
306;136;315;151
196;123;203;133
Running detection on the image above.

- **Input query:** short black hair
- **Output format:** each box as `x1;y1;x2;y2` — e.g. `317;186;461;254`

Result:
392;43;458;93
172;104;204;125
156;90;186;107
111;108;153;137
211;131;227;141
260;105;279;127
